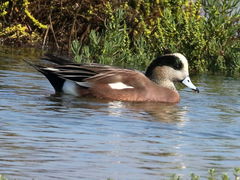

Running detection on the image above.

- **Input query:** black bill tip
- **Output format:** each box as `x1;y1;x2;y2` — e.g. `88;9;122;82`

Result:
193;88;200;93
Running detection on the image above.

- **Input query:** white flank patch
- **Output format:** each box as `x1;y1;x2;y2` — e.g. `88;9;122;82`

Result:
108;82;134;90
62;80;79;96
44;67;60;72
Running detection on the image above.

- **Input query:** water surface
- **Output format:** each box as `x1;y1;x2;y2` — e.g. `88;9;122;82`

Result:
0;47;239;180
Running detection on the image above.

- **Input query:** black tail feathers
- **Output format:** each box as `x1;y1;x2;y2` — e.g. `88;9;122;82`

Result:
24;60;65;92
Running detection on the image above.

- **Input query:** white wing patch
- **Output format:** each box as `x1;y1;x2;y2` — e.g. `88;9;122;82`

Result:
108;82;134;90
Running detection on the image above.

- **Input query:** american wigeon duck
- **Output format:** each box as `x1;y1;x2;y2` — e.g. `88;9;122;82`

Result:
27;53;199;103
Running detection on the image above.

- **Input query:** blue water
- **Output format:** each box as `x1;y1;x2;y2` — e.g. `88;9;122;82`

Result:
0;47;239;180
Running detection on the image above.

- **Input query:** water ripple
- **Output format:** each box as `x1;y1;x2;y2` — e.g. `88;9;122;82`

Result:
0;49;240;180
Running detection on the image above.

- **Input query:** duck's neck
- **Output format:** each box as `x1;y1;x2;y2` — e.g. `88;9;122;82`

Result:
151;78;177;91
145;68;177;91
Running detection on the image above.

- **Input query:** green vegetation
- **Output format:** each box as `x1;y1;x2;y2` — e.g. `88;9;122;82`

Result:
0;0;239;74
170;168;240;180
0;174;8;180
71;0;240;74
0;0;45;45
71;9;154;70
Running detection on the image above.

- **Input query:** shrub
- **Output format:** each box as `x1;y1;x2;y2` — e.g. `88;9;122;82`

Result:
71;8;154;70
0;0;46;45
0;0;239;74
71;0;240;74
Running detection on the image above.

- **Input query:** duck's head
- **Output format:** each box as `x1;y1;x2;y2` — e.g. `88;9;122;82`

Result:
145;53;199;92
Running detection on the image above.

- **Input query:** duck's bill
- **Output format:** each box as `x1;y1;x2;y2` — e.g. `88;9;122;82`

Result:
181;76;199;93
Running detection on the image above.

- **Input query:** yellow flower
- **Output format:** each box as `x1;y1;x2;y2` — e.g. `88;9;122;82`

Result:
196;15;201;20
145;29;151;35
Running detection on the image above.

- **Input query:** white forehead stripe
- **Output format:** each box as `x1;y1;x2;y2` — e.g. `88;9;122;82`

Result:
172;53;187;63
108;82;134;90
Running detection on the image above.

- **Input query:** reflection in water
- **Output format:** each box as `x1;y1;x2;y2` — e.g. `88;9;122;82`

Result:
49;93;187;119
45;95;189;125
126;102;188;124
0;47;240;180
